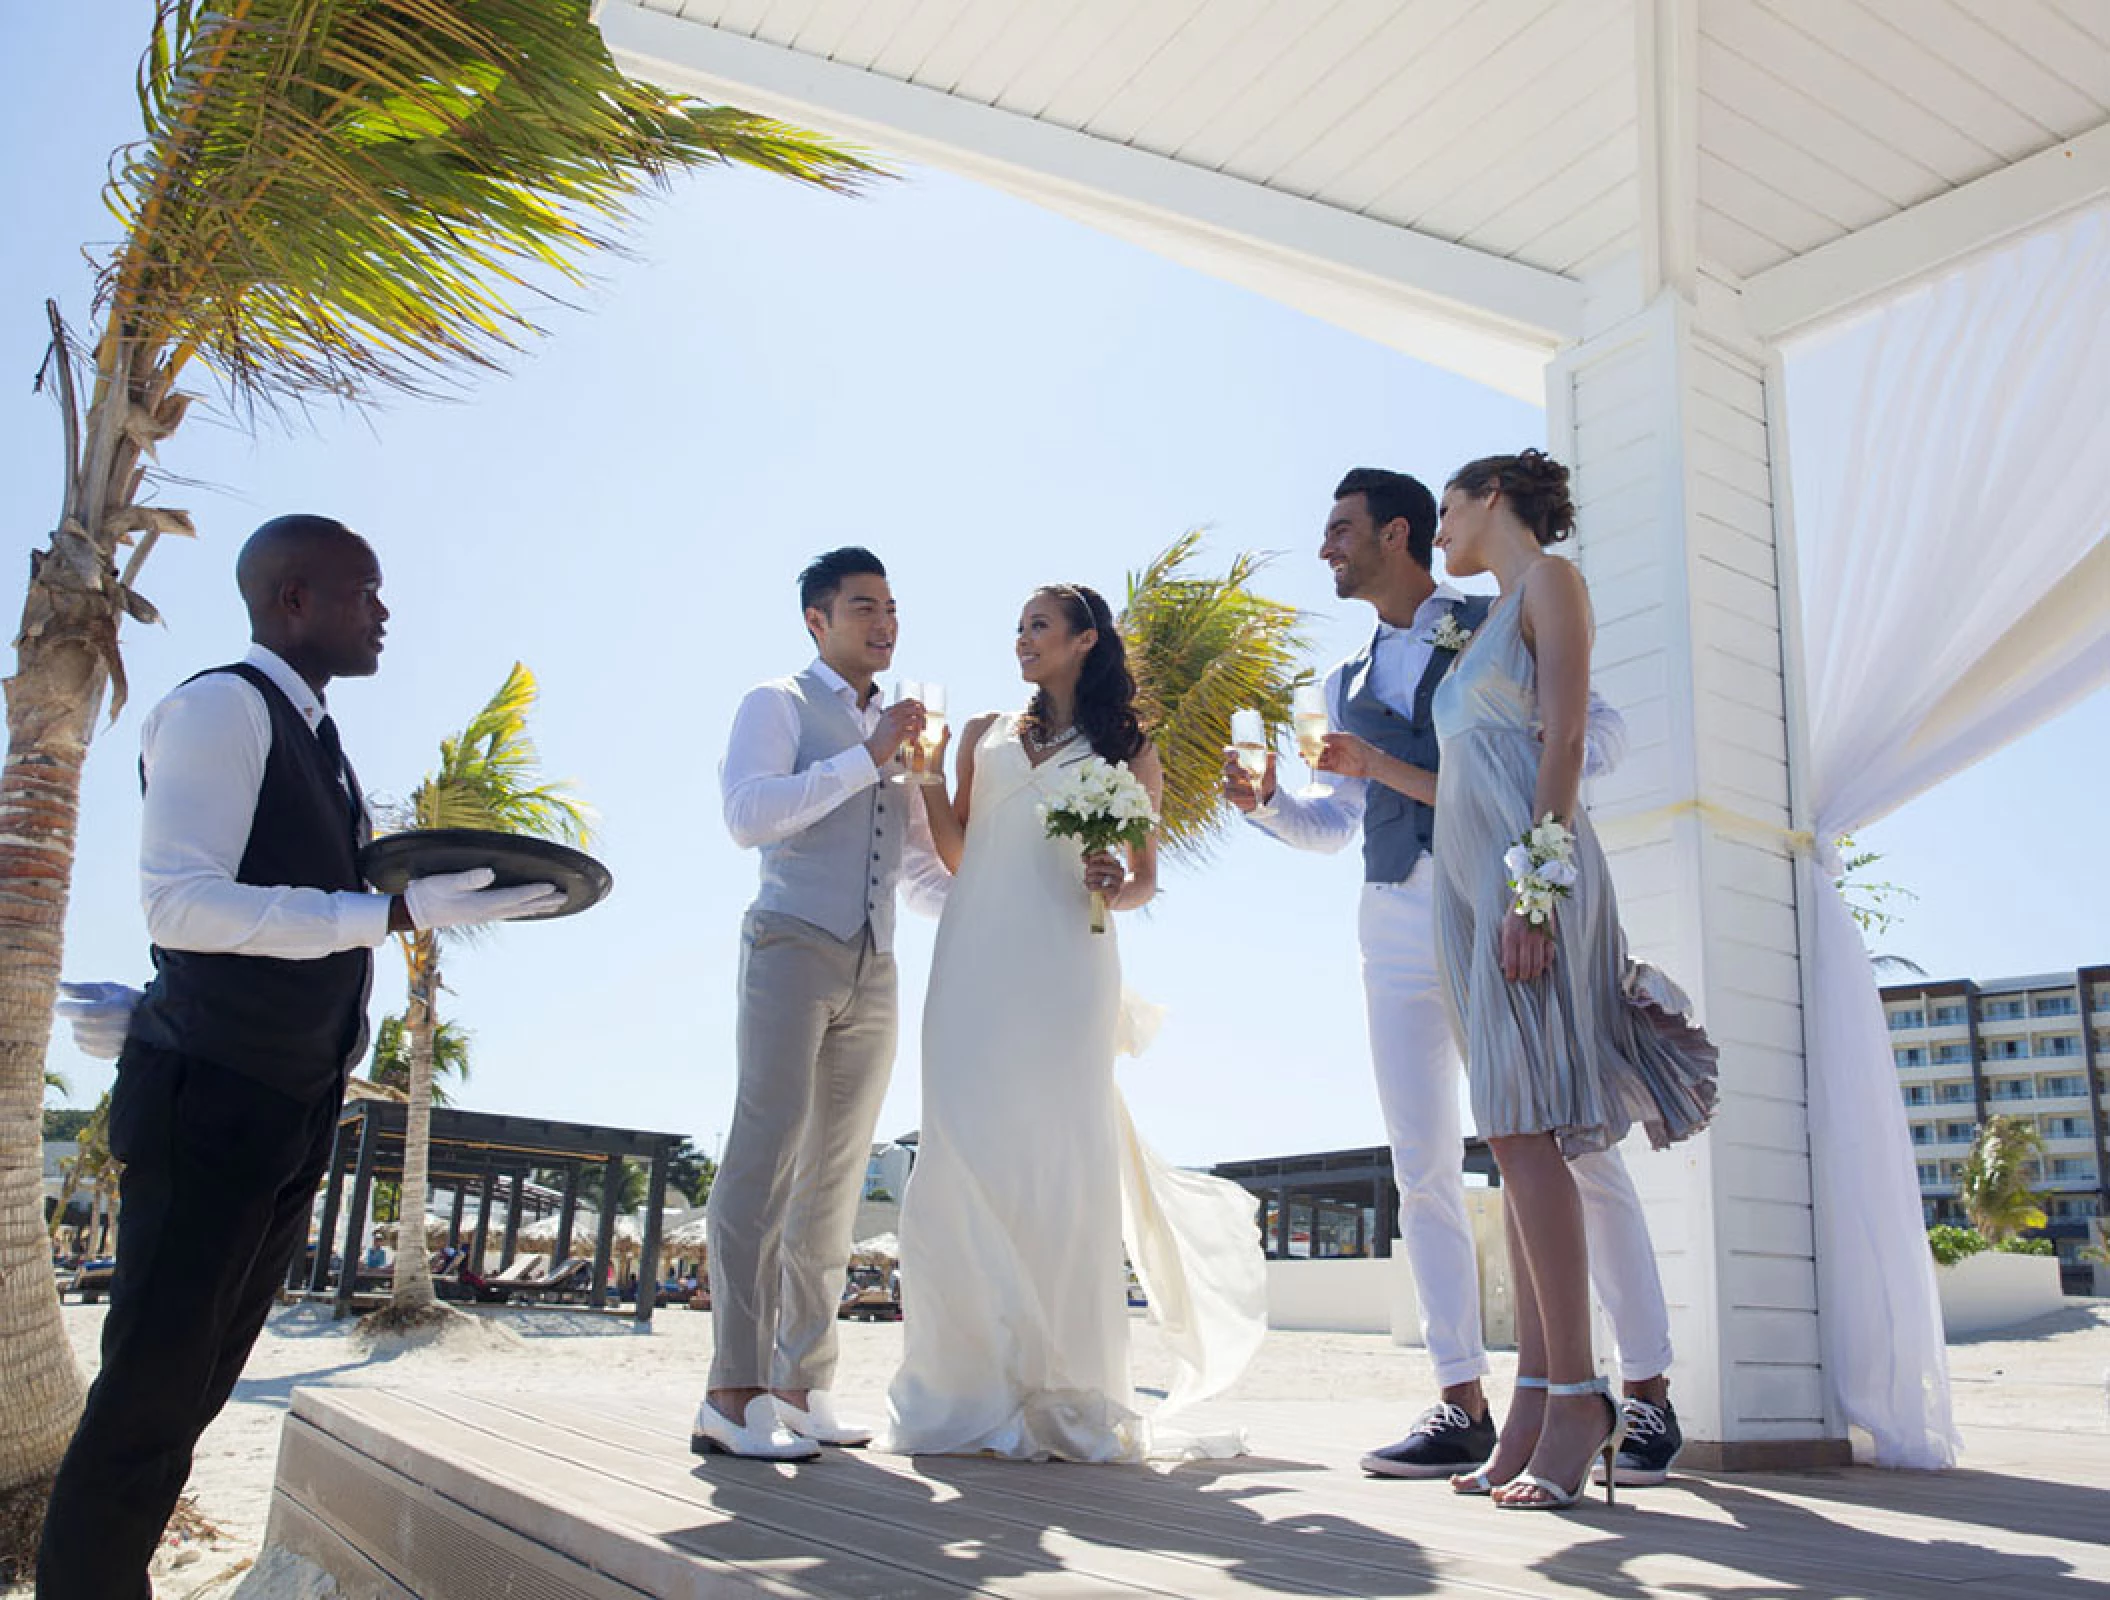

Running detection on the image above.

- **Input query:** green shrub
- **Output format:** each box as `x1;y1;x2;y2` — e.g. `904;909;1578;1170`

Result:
1995;1236;2055;1257
1927;1224;1988;1266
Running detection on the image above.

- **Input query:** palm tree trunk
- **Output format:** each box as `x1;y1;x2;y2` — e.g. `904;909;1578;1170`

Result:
388;935;440;1315
1;329;170;1532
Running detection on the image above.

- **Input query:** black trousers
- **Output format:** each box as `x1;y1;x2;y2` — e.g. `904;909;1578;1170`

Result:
37;1043;341;1600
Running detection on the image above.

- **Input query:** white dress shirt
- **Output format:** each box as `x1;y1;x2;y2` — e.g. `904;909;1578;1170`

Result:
1250;585;1628;852
139;644;392;958
720;658;945;904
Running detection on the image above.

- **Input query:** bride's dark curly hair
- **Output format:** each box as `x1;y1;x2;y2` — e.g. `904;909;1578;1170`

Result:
1025;583;1146;764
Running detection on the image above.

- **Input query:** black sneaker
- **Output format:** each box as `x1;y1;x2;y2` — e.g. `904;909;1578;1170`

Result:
1359;1402;1497;1478
1601;1396;1683;1485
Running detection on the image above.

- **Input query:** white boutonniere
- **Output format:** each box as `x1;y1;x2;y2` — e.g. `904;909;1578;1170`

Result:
1428;612;1474;653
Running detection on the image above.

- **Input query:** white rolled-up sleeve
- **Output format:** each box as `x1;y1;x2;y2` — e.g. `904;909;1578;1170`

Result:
720;683;879;849
139;675;392;957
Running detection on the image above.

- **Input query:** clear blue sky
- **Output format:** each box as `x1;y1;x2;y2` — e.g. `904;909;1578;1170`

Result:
8;7;2103;1168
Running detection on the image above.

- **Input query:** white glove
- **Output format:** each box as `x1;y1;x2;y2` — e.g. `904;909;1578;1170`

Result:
403;867;565;931
55;981;143;1060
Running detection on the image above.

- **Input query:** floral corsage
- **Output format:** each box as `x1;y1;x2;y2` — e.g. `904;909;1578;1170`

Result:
1429;612;1474;652
1503;815;1578;928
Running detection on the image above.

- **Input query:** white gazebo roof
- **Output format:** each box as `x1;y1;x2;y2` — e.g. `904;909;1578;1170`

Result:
597;0;2110;393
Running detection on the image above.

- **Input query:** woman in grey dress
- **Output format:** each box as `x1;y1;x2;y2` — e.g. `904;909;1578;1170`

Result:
1430;450;1718;1511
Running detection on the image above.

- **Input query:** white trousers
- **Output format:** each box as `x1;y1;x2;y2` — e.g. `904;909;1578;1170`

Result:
1361;866;1675;1385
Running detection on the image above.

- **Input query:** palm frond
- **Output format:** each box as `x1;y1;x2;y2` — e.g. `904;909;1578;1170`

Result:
1959;1114;2049;1243
408;662;593;846
369;1012;472;1104
1120;530;1312;864
104;0;886;410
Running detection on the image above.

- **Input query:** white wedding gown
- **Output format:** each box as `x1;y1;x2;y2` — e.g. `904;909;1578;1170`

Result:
885;714;1267;1461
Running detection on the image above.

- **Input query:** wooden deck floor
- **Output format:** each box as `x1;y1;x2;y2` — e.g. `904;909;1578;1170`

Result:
267;1386;2110;1599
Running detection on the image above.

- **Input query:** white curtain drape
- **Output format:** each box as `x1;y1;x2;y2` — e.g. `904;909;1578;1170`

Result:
1784;204;2110;1468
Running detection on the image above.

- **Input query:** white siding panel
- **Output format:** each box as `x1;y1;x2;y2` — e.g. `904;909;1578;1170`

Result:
1734;1252;1821;1311
1086;1;1277;146
1699;96;1898;235
1521;176;1639;277
1033;2;1213;132
1697;151;1841;262
1734;1363;1827;1424
869;0;995;83
1128;5;1317;153
1724;1197;1815;1258
1698;201;1793;280
1871;0;2108;130
1725;1305;1821;1368
980;0;1130;120
2001;0;2110;101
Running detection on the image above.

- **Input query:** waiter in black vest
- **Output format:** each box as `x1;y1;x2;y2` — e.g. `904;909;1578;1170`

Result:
38;515;563;1600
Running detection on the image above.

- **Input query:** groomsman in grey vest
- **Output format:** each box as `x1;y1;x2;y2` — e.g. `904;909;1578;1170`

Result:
699;547;932;1460
1225;469;1684;1487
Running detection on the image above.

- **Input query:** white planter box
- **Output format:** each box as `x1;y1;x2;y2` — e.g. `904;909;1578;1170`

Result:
1935;1250;2066;1337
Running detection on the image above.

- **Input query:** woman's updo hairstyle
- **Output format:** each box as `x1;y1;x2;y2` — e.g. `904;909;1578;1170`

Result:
1446;448;1577;547
1028;583;1146;764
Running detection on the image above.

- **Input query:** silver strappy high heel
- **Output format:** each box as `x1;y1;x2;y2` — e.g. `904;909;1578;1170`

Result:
1492;1378;1625;1511
1451;1375;1547;1496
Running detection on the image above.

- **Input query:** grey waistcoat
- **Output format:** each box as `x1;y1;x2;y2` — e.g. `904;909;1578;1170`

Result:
750;669;907;951
1337;594;1494;884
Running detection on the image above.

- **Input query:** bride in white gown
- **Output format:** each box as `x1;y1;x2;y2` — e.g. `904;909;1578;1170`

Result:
885;583;1267;1461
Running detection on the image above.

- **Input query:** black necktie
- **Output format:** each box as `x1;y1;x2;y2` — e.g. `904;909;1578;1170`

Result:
314;715;364;839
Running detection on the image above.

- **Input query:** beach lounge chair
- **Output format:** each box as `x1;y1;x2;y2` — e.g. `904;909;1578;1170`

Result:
511;1257;591;1304
65;1260;116;1304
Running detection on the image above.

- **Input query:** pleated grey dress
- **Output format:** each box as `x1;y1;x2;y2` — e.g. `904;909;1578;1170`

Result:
1431;594;1719;1157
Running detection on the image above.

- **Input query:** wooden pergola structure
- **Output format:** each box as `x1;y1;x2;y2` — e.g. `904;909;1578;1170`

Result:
305;1100;686;1327
595;0;2110;1469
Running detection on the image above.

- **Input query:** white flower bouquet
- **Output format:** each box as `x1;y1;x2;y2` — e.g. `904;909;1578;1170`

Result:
1429;612;1475;652
1041;755;1157;933
1503;814;1578;928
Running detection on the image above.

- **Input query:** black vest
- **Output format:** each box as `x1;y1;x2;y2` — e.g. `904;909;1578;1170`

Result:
128;664;375;1102
1337;594;1495;883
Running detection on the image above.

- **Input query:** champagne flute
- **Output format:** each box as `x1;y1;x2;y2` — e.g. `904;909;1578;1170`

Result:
1228;707;1270;800
886;679;923;786
913;682;948;786
1291;683;1333;799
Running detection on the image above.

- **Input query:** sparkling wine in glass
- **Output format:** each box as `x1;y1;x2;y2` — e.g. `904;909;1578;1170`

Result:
1229;707;1270;796
1291;684;1333;799
913;682;948;786
886;679;923;785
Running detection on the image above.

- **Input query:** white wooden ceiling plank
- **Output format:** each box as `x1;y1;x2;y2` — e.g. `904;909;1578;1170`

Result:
2002;0;2110;105
821;0;914;66
1177;2;1437;177
1088;1;1277;145
1698;197;1796;278
2053;0;2110;53
1466;132;1634;257
866;0;984;81
1543;185;1641;275
989;0;1136;121
775;0;859;56
750;0;825;51
694;0;777;37
943;1;1086;102
1326;0;1623;217
1699;95;1894;235
1378;26;1631;238
1698;150;1839;261
915;1;1043;96
1252;0;1543;192
1893;0;2109;129
1039;0;1215;132
1779;0;2055;160
1699;33;1944;208
1133;5;1317;154
1506;169;1637;274
1714;2;2003;183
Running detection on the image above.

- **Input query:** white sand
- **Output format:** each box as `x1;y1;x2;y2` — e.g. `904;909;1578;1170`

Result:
9;1294;2107;1598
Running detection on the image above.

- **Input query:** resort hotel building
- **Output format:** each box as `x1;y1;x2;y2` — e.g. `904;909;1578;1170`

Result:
1881;964;2110;1290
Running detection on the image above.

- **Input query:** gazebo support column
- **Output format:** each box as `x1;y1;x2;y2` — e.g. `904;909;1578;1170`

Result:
1550;280;1843;1467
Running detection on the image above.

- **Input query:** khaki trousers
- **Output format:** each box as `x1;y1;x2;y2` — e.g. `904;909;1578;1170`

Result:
707;909;897;1392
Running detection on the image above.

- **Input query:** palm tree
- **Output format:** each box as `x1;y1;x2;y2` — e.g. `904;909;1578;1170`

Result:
1958;1115;2048;1245
1119;530;1311;862
1;2;875;1540
368;1014;473;1108
372;663;589;1331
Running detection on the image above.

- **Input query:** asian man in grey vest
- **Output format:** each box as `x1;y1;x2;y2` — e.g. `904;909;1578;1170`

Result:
1224;470;1684;1489
38;515;561;1599
700;547;936;1460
